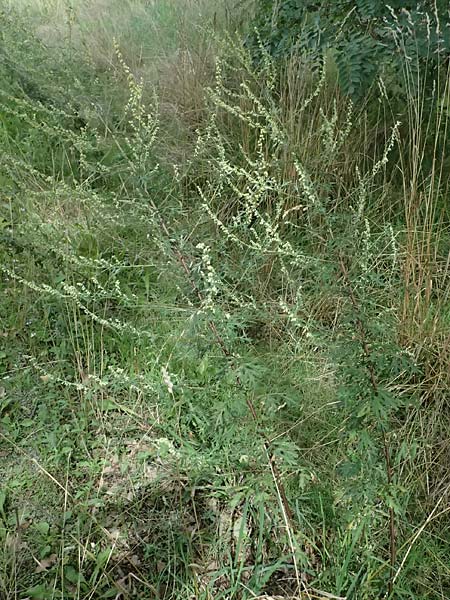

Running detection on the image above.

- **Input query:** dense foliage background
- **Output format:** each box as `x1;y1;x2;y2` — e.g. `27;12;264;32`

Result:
248;0;450;96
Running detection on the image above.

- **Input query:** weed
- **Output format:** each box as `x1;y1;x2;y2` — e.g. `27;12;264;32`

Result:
0;1;449;599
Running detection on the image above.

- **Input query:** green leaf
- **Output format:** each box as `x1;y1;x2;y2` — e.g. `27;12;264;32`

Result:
64;565;86;584
25;584;56;599
95;547;113;569
35;521;50;537
337;460;361;478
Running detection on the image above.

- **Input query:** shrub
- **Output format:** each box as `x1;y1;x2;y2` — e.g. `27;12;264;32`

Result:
247;0;450;98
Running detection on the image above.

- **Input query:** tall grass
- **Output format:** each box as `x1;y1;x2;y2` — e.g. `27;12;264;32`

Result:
0;1;449;599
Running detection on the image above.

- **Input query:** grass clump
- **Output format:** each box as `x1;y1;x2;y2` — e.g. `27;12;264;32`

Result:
1;1;449;599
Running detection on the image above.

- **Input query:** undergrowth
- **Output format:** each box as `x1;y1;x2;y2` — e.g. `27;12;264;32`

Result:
0;2;449;599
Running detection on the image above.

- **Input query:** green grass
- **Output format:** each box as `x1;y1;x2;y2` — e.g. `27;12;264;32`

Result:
1;1;449;599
